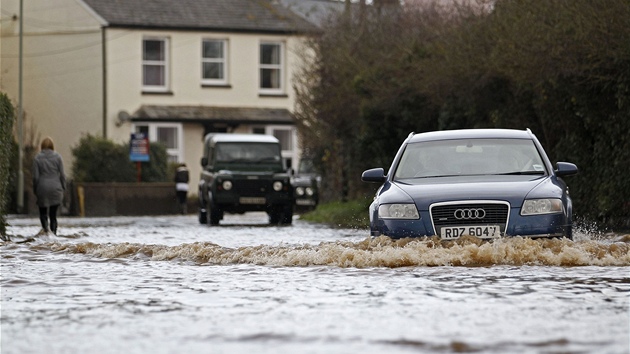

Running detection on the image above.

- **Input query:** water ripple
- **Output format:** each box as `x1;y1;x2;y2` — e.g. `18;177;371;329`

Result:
27;236;630;268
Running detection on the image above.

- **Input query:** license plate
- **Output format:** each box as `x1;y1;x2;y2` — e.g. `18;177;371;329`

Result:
440;225;501;240
239;197;266;205
296;199;316;206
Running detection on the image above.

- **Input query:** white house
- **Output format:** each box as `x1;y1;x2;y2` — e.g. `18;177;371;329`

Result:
0;0;318;198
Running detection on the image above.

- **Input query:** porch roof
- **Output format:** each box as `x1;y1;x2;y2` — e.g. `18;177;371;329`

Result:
130;105;294;125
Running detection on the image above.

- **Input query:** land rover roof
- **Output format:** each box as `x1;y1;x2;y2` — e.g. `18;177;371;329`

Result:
204;133;280;146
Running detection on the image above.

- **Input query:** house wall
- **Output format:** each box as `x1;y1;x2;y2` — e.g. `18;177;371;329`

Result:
2;1;307;201
105;29;305;196
104;30;302;134
183;123;206;193
0;0;104;178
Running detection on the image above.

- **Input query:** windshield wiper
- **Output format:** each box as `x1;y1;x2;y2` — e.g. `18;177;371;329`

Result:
220;158;252;163
254;157;278;164
412;174;460;179
497;171;545;175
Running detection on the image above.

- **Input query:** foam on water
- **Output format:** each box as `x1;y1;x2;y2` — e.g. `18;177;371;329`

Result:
30;235;630;267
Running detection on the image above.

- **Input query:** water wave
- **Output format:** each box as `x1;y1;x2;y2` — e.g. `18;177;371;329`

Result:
38;236;630;268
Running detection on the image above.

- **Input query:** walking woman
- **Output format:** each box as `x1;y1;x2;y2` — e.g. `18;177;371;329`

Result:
174;163;189;214
32;137;66;235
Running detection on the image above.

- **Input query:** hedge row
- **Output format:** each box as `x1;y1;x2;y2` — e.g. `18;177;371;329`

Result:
0;93;15;236
295;0;630;230
71;134;169;183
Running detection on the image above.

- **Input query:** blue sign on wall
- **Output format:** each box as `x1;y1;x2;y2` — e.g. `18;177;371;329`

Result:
130;133;150;162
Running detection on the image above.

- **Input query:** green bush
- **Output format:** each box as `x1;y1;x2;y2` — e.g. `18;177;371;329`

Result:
0;93;15;236
71;134;168;183
141;141;169;182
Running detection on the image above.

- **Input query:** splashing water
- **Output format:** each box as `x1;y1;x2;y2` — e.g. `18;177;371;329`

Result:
5;234;616;268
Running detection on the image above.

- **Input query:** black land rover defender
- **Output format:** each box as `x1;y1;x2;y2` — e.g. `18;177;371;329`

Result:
198;133;293;225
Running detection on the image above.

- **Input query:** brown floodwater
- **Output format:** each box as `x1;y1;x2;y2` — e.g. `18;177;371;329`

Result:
2;213;629;354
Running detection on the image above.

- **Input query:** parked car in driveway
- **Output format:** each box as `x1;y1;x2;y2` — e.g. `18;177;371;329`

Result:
291;158;320;212
361;129;578;240
198;134;293;225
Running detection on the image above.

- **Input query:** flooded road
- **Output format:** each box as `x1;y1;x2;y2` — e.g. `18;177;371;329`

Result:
2;213;629;354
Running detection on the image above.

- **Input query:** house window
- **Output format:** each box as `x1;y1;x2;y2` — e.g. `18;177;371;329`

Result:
143;38;169;92
259;42;284;94
202;39;227;85
133;123;183;163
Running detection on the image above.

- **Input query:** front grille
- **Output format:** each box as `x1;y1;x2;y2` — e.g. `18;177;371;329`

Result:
430;202;509;232
233;179;269;197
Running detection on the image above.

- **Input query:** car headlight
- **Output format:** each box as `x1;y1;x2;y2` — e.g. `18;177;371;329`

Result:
222;180;232;191
305;187;314;196
295;187;305;196
378;204;419;219
521;198;563;215
273;181;283;191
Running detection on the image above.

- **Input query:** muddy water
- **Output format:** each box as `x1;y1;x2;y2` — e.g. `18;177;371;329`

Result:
2;213;629;354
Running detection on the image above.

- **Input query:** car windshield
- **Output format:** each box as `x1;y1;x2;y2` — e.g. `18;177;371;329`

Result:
215;142;281;164
394;138;547;179
298;159;315;174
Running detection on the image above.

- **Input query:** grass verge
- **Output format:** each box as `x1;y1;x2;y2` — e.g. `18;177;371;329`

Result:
299;198;371;229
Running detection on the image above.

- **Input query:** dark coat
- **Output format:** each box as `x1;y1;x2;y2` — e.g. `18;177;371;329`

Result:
175;166;189;192
174;167;189;184
32;149;66;207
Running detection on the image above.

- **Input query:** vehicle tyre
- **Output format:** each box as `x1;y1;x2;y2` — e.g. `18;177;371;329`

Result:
198;207;207;224
198;193;207;224
207;201;221;226
280;205;293;225
268;207;281;225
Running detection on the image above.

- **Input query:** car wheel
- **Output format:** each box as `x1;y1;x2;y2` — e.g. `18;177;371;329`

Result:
565;225;573;241
198;207;207;224
198;193;207;224
207;201;221;226
268;207;281;224
280;205;293;225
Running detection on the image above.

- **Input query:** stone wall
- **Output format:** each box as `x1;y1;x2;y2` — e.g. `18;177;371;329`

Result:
73;183;192;216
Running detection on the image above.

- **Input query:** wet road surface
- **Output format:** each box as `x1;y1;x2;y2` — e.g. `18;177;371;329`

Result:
2;213;629;353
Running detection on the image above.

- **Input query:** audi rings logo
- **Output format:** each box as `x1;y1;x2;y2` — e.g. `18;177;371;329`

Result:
454;208;486;220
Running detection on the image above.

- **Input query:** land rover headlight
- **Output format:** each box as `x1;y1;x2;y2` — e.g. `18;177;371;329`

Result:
295;187;305;196
378;204;419;219
521;198;563;215
222;180;233;191
305;187;314;196
273;181;283;191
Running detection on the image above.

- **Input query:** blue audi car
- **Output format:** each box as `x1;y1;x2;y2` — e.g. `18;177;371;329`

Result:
361;129;578;240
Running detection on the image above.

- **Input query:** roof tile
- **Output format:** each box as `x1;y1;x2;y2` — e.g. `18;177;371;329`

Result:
82;0;318;33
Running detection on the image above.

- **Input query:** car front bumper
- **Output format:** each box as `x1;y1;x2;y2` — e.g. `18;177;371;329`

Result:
371;209;570;239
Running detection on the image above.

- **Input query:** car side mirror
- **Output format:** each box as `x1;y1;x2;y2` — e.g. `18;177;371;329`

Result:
555;162;578;177
362;168;386;183
201;157;208;167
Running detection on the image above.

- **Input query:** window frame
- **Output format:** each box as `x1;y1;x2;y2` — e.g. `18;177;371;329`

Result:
263;125;296;169
201;38;228;86
142;37;170;92
132;122;183;163
259;41;285;95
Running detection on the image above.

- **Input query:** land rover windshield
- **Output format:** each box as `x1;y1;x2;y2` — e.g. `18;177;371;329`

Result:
215;142;283;168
